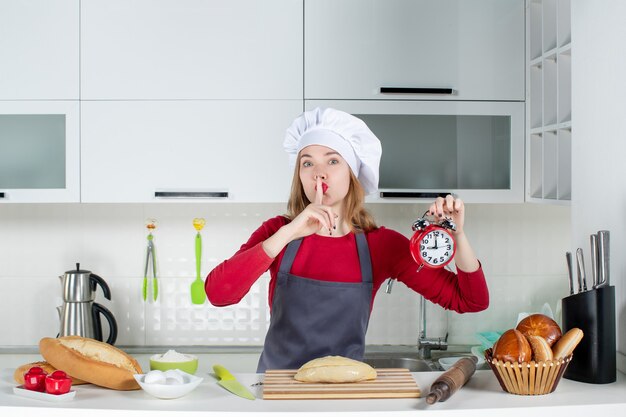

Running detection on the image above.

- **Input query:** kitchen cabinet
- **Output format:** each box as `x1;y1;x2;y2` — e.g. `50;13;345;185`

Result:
307;100;524;204
526;0;571;203
80;100;302;203
305;0;525;101
0;0;79;100
80;0;302;100
0;101;80;203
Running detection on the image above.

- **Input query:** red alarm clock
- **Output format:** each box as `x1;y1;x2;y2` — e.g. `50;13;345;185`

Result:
409;212;457;270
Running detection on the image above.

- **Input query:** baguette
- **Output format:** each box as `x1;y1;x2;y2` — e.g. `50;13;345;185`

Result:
14;361;88;385
552;328;584;359
39;336;142;390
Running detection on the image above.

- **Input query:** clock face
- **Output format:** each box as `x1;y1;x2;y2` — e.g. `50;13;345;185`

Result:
418;228;455;267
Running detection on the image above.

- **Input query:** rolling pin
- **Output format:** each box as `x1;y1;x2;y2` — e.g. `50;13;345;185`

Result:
426;356;477;404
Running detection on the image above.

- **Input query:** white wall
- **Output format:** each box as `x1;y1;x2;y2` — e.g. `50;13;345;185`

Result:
0;203;570;348
572;0;626;373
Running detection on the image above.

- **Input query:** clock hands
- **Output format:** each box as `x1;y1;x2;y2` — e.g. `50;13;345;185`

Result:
427;237;439;250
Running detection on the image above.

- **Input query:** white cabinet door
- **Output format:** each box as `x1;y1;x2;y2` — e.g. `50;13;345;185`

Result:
81;0;302;100
305;0;524;101
81;100;302;203
306;100;524;203
0;101;80;202
0;0;79;99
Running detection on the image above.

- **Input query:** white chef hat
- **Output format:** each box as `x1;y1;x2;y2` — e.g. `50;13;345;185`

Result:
283;107;382;194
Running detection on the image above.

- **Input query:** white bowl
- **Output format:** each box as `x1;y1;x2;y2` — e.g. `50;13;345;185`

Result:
134;370;203;399
471;345;487;361
438;354;485;371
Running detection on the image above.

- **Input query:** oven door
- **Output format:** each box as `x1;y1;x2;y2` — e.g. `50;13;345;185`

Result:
305;100;524;203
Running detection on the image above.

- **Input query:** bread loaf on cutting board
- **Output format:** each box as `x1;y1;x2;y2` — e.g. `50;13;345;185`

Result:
39;336;142;390
294;355;377;383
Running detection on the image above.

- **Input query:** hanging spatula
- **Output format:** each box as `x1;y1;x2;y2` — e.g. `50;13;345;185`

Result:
191;218;206;304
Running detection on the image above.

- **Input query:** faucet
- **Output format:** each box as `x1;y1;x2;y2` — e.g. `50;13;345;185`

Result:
384;279;448;359
417;295;448;359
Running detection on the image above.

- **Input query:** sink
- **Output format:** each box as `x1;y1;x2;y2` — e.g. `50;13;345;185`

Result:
362;356;439;372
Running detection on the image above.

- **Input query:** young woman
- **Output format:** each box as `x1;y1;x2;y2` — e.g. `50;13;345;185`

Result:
206;108;489;372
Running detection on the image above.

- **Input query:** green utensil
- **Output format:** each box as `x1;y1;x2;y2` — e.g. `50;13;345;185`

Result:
191;218;206;304
143;220;158;302
213;365;256;400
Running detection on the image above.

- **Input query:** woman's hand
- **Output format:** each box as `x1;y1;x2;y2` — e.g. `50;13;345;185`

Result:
428;194;465;235
428;195;479;272
262;178;337;258
284;177;337;240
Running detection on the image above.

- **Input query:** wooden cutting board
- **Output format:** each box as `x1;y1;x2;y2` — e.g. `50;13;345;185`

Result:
263;368;421;399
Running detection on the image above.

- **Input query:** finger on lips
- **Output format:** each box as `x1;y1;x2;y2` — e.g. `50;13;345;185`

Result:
315;177;323;205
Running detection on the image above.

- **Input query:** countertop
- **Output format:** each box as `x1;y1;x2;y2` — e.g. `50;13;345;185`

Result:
1;353;625;417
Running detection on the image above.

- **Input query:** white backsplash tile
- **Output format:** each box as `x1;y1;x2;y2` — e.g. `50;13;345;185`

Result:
0;202;570;347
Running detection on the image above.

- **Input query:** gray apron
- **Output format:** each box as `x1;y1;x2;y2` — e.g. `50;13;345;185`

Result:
257;233;373;372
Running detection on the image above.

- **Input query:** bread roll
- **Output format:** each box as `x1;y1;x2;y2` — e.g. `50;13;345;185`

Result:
493;329;532;363
526;335;554;362
39;336;142;390
294;356;377;383
516;314;562;347
552;328;584;359
14;361;88;385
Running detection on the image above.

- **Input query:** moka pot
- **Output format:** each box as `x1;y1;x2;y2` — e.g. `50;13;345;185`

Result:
57;263;118;345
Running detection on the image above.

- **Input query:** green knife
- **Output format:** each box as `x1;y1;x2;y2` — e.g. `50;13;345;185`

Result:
213;365;256;400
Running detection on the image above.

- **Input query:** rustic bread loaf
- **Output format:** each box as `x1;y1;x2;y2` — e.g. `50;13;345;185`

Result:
294;356;377;383
493;329;532;363
516;314;562;347
39;336;142;390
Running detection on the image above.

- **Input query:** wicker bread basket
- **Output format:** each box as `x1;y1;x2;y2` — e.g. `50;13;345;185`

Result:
485;348;573;395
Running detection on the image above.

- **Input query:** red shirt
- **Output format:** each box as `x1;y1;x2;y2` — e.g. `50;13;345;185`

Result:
205;215;489;313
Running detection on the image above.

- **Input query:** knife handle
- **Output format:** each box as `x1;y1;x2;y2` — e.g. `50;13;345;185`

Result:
565;252;574;295
213;365;235;381
590;234;598;288
575;248;586;292
597;230;610;287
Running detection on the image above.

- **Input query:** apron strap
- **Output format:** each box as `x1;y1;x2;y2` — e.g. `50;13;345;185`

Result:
279;233;373;284
279;238;302;274
355;232;373;284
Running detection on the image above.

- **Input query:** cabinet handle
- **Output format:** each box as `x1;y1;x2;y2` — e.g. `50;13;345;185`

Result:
380;87;454;95
379;191;454;199
154;191;229;199
0;192;5;199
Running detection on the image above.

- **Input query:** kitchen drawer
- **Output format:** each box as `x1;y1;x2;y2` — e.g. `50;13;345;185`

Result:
80;100;302;203
305;0;524;101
